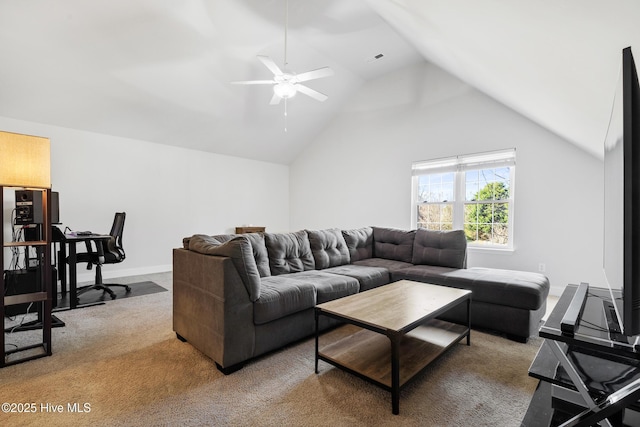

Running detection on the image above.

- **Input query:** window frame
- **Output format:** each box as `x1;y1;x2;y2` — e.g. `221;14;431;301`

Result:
411;149;516;251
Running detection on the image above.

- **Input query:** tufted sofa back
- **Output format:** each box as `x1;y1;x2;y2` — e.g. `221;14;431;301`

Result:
372;227;416;263
307;229;350;269
341;227;374;261
412;228;467;269
264;230;315;275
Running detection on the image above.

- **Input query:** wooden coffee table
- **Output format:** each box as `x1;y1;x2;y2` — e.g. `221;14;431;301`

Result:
314;280;472;415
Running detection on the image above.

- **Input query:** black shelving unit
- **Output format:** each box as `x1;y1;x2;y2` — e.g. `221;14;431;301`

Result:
1;186;53;367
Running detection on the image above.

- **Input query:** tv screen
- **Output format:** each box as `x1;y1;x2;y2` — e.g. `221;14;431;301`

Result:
603;46;640;337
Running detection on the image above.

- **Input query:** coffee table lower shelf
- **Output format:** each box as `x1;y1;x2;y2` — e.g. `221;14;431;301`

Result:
316;320;469;403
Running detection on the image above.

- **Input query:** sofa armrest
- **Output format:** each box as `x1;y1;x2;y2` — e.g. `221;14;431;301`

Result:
173;248;256;369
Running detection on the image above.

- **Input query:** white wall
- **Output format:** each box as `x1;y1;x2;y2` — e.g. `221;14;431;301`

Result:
290;62;605;296
1;116;290;282
1;62;607;294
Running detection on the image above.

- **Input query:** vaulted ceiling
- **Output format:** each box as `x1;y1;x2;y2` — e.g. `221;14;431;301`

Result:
1;1;638;164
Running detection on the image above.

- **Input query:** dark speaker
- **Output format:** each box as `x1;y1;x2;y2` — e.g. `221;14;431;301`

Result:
14;190;59;225
3;268;58;317
51;191;59;224
15;190;43;225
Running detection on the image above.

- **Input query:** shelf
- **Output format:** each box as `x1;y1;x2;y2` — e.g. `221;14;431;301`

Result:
1;185;53;368
318;320;468;388
4;240;47;247
4;292;48;306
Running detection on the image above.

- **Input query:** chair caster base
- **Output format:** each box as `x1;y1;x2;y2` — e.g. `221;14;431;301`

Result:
100;289;117;300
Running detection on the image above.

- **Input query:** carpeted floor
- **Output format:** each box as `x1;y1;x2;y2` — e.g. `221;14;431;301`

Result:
1;271;542;426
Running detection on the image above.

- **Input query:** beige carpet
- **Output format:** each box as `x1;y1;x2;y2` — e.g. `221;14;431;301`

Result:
1;272;541;426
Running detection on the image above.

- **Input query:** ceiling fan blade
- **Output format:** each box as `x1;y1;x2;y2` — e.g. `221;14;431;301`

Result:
296;84;328;102
295;67;334;83
270;92;282;105
257;55;283;77
230;80;275;85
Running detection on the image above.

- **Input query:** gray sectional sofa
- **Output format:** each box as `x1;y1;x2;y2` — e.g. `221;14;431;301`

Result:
173;226;549;374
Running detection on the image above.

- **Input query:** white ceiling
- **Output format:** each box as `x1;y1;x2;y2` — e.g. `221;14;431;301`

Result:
0;0;639;164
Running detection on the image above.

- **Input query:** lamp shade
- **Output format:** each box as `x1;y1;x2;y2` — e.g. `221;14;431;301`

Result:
0;130;51;189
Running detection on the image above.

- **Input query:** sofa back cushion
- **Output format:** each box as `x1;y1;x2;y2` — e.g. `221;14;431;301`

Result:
412;228;467;268
242;233;271;277
187;233;270;277
265;230;315;275
342;227;374;262
183;233;236;249
188;234;261;302
307;229;351;269
372;227;416;263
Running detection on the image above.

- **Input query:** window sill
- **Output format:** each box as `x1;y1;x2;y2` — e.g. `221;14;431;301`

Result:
467;245;515;254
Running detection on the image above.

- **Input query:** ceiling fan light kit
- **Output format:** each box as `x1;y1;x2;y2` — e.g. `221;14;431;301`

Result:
273;80;297;99
231;0;334;115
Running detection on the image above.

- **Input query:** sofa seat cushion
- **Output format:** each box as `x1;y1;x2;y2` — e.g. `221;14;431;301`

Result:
392;264;460;287
442;267;549;311
353;258;414;275
254;276;317;325
308;229;350;269
323;265;390;292
284;271;360;304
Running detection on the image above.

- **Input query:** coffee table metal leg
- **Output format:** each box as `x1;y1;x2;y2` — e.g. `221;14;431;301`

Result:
390;333;401;415
466;298;471;346
315;308;320;374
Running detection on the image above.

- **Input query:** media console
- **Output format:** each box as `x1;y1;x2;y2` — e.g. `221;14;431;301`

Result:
523;285;640;426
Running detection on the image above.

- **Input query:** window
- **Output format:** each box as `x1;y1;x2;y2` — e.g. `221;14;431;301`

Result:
411;149;516;250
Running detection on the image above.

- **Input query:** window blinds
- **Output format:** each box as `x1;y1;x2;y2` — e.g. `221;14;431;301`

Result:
412;148;516;175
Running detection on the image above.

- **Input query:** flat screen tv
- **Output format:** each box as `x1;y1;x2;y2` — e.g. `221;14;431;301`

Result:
603;46;640;337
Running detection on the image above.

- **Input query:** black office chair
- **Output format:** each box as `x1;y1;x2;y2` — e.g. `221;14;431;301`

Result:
76;212;131;301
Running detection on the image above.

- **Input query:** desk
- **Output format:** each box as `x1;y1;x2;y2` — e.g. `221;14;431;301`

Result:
59;233;111;310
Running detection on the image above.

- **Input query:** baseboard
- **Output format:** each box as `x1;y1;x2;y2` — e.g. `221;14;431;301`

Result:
549;285;565;297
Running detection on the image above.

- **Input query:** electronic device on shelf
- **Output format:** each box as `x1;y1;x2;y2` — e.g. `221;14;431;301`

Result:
602;46;640;338
560;282;589;334
15;190;59;224
561;47;640;344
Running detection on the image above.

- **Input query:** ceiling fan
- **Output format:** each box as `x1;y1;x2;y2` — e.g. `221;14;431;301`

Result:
231;0;334;107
